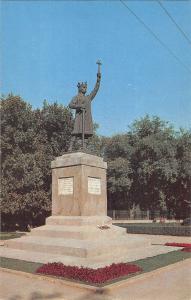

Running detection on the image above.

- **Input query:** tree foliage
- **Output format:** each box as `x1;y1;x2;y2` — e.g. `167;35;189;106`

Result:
172;130;191;218
104;116;191;218
104;135;133;210
1;94;73;229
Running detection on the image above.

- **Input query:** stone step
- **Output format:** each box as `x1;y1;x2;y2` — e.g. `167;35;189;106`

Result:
30;224;126;240
5;235;148;258
46;216;112;226
0;247;87;266
0;244;179;269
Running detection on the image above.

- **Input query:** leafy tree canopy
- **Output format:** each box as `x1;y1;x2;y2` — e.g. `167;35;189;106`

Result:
1;94;73;229
104;115;191;218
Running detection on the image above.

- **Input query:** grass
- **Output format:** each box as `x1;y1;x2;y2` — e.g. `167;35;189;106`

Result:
0;257;42;273
117;223;181;227
134;249;191;272
0;232;26;240
0;249;190;286
116;223;191;236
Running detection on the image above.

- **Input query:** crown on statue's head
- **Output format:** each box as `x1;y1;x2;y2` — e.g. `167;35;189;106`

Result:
77;81;87;89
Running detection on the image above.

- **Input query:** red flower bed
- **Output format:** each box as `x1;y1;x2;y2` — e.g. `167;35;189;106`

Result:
165;243;191;248
36;262;142;284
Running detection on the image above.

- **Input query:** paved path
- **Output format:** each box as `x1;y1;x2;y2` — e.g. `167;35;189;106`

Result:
110;258;191;300
0;259;190;300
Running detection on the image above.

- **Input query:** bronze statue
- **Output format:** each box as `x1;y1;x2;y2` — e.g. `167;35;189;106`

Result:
69;60;102;150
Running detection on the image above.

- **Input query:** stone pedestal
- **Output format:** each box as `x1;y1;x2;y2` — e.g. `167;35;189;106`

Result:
3;152;152;268
51;152;107;216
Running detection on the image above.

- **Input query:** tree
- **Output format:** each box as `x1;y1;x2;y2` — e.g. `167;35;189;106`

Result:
85;123;108;156
171;129;191;218
129;116;178;216
104;134;133;210
104;116;181;217
1;95;73;229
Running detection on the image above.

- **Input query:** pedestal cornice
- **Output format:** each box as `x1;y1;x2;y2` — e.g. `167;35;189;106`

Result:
51;152;107;169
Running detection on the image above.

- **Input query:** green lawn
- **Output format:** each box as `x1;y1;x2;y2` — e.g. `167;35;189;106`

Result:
0;232;26;240
117;222;181;227
116;223;191;236
0;257;42;273
0;249;190;287
134;249;191;273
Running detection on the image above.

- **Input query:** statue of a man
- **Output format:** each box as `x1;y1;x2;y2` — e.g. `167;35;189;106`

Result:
69;61;101;150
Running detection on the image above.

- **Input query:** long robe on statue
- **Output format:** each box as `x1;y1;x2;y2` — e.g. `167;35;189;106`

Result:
69;76;100;138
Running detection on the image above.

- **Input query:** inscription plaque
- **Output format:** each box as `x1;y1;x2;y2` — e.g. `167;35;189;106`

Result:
58;177;73;195
88;177;101;195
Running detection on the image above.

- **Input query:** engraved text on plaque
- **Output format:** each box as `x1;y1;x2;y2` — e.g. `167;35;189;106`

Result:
58;177;73;195
88;177;101;195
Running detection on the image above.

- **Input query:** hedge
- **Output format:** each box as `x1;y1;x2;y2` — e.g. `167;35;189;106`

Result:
117;224;191;236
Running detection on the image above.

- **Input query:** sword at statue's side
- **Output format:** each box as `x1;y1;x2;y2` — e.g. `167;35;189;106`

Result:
82;108;85;150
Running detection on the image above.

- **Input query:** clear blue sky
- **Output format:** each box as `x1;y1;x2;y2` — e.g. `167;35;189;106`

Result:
2;0;191;136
